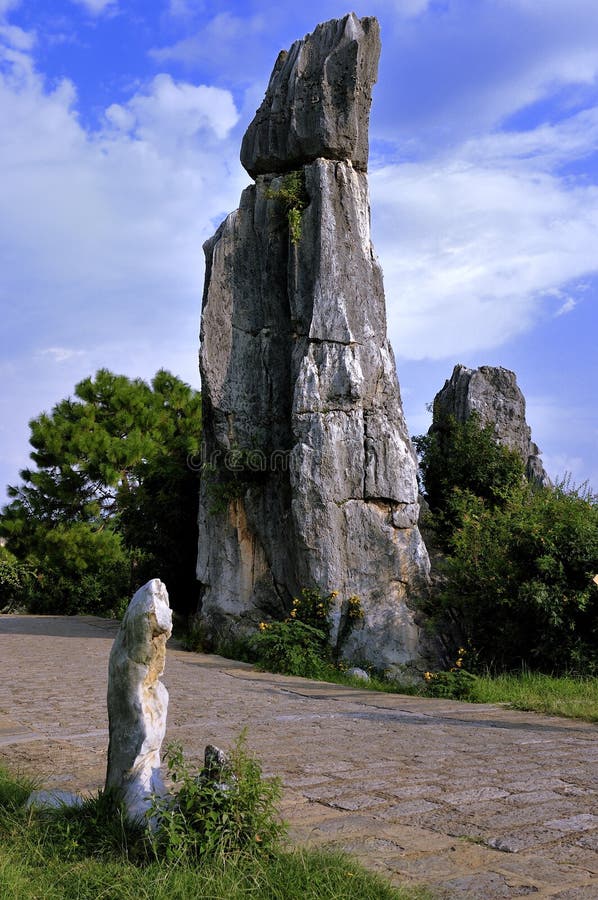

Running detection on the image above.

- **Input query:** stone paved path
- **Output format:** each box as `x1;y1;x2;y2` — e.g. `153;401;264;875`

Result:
1;615;597;898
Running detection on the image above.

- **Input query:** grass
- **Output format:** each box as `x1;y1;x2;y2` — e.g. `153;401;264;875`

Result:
470;671;598;722
206;631;598;723
311;664;423;696
305;666;598;722
328;667;598;723
197;625;598;723
0;766;430;900
0;848;430;900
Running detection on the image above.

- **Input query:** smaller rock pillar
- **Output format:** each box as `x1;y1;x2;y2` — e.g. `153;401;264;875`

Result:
105;578;172;820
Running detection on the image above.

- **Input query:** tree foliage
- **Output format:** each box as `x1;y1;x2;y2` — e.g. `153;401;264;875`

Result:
415;417;598;673
1;369;202;615
413;413;524;541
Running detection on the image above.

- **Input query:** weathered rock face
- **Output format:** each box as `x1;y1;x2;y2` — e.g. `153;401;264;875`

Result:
198;14;431;674
432;364;550;485
241;15;379;178
105;579;172;820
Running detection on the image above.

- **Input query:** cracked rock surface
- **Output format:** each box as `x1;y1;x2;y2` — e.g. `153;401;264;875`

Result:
432;364;550;486
197;14;431;673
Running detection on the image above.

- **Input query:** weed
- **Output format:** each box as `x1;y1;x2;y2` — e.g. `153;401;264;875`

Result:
149;732;285;863
423;648;477;700
265;170;309;245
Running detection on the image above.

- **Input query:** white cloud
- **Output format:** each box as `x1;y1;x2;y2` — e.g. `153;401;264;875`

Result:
151;11;266;70
374;0;430;18
0;28;249;497
554;297;576;317
70;0;117;15
525;395;598;489
39;347;86;363
0;0;20;16
166;0;200;18
372;0;598;148
0;21;34;49
372;109;598;360
106;74;239;146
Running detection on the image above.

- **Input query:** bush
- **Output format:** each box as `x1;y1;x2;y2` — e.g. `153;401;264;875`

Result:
423;648;477;700
415;411;598;674
0;547;34;611
25;522;131;616
413;413;524;543
251;619;330;679
265;170;308;245
249;588;366;678
150;734;285;863
428;481;598;673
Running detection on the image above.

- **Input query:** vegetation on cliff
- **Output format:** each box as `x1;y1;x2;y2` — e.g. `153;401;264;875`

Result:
414;416;598;674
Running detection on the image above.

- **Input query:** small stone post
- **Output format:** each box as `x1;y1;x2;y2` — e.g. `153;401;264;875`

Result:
105;578;172;820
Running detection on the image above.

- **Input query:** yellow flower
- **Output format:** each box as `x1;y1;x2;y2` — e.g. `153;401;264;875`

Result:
455;659;462;668
259;622;268;631
458;648;466;656
424;671;433;682
289;609;296;618
331;590;339;598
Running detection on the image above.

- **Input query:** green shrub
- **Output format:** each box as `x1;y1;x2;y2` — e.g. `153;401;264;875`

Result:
415;412;598;674
24;522;131;616
150;734;285;863
251;619;329;678
265;170;308;245
428;481;598;672
250;587;335;677
413;413;524;542
0;548;34;611
250;588;365;678
423;649;477;700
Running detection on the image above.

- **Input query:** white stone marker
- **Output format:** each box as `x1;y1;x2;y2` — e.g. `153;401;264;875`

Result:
105;578;172;821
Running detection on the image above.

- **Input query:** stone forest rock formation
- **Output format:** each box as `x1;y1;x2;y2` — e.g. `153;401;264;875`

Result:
105;579;172;821
432;364;550;485
197;13;432;674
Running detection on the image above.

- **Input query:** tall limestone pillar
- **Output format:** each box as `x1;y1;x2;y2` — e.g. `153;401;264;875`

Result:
197;14;431;674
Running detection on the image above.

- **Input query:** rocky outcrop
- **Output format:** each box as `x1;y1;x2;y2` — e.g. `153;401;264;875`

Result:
432;364;550;485
241;15;379;178
197;14;431;674
105;579;172;821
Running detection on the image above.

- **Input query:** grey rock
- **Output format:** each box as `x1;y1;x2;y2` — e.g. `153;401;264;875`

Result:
197;17;432;675
105;579;172;822
346;666;370;682
241;13;380;178
26;789;83;810
197;744;236;793
432;364;550;485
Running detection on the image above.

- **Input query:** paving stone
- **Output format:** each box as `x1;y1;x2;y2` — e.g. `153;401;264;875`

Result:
496;853;593;887
548;886;598;899
485;828;569;853
431;871;540;897
545;815;598;833
337;836;407;856
313;794;389;811
377;799;441;818
443;786;512;805
576;832;598;852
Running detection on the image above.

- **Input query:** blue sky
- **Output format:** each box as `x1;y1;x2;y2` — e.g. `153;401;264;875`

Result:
1;0;597;502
